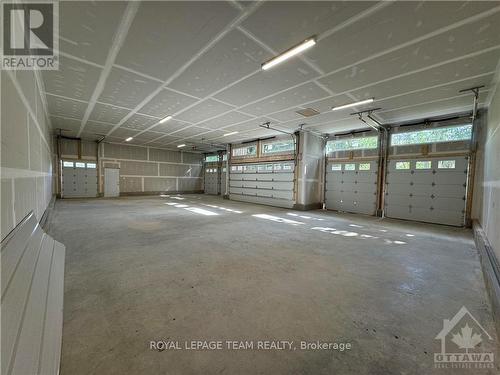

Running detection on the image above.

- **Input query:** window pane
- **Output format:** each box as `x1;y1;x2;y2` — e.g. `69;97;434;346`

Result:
331;164;342;171
438;160;456;169
205;155;218;162
283;164;293;171
63;161;73;167
86;163;96;169
415;161;431;169
395;161;410;170
391;124;472;146
222;154;227;161
262;140;294;154
344;164;356;171
232;145;256;157
326;136;378;152
75;162;85;168
359;163;371;171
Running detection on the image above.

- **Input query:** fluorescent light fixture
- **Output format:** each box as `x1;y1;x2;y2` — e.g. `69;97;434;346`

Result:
159;115;172;124
177;144;186;148
332;98;374;111
223;131;238;137
262;37;316;71
125;137;133;142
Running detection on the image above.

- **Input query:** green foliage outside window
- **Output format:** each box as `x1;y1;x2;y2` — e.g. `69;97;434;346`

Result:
326;136;378;153
391;124;472;146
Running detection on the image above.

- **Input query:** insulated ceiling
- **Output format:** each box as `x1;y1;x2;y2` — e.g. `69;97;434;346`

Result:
42;1;500;151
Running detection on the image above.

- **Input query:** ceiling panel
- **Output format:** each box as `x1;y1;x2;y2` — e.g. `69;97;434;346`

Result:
354;74;495;112
239;81;330;116
109;127;138;139
47;95;88;119
59;1;127;65
121;114;160;131
149;119;187;134
175;99;234;123
50;116;81;132
378;93;488;123
153;135;183;145
218;116;275;133
42;56;102;101
170;126;209;138
114;2;238;80
242;1;373;52
318;47;500;95
169;29;269;97
138;88;198;117
196;111;254;130
98;67;162;108
306;1;499;73
306;117;369;134
88;103;130;124
84;121;115;135
132;131;164;142
80;132;106;141
317;15;500;96
214;59;319;106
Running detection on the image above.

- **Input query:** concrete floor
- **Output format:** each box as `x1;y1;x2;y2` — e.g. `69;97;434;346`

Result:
48;195;498;375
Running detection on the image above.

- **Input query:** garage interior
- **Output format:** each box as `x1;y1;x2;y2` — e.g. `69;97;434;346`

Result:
1;1;500;374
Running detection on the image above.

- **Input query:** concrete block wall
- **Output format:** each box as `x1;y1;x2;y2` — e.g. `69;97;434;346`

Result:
99;143;203;194
1;70;53;241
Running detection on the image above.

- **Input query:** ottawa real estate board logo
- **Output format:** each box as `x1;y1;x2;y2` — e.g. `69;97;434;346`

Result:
434;306;495;369
1;1;59;70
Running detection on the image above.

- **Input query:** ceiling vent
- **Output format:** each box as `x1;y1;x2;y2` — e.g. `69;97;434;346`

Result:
296;108;320;117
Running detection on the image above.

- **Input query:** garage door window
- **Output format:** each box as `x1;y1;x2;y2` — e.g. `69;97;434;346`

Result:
232;145;256;157
395;161;410;170
75;162;85;168
390;124;472;146
359;163;371;171
415;161;431;169
326;136;378;152
344;164;356;171
87;163;96;169
331;164;342;171
261;140;295;154
205;155;218;162
438;160;456;169
63;161;73;167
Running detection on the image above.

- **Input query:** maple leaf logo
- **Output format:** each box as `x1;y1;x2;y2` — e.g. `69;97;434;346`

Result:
451;323;482;353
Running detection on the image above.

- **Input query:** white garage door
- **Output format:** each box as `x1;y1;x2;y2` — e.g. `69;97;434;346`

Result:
62;161;98;198
325;160;378;215
384;156;468;226
204;167;219;195
229;161;295;208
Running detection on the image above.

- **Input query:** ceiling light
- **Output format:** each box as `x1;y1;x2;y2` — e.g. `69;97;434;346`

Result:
332;98;374;111
159;115;172;124
223;131;238;137
262;37;316;71
177;144;186;148
125;137;133;142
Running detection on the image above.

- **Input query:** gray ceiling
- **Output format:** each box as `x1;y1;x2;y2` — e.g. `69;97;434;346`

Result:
43;1;500;151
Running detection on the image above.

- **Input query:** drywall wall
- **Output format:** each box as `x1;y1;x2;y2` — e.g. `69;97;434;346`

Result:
1;70;53;240
99;143;203;194
478;82;500;260
295;131;324;210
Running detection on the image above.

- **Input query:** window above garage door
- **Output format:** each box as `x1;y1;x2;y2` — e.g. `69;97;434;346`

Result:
390;124;472;146
326;136;378;153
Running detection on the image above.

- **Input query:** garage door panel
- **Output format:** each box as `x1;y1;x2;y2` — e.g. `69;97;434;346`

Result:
230;162;295;207
385;156;468;226
62;164;98;198
326;160;378;215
